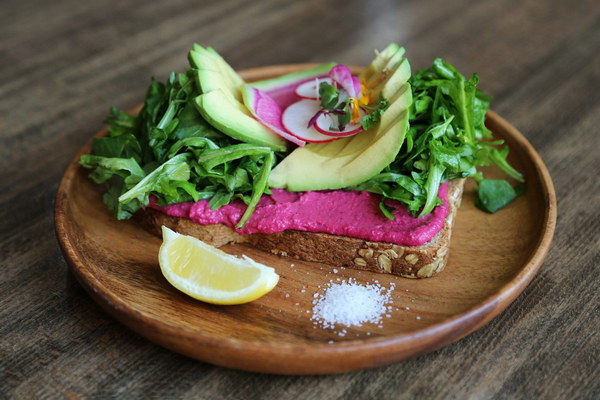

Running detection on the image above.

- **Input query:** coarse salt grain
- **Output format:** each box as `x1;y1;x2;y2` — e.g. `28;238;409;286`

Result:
311;278;393;329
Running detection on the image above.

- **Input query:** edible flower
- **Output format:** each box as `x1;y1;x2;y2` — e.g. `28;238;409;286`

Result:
308;65;384;132
330;65;371;123
329;65;361;98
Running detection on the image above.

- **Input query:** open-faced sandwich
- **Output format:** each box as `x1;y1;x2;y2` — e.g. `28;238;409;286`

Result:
79;43;524;279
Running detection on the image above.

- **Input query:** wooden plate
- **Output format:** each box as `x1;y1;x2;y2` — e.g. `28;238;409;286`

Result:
55;65;556;375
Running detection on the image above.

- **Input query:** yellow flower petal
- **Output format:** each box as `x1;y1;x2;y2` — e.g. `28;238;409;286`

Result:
351;98;361;122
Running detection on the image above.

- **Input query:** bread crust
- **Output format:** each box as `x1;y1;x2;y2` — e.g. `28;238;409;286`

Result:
138;179;465;278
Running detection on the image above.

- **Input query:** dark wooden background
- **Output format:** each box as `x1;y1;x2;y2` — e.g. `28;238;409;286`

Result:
1;0;598;398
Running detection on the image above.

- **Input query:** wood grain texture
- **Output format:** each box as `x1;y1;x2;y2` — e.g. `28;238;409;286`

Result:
1;0;598;397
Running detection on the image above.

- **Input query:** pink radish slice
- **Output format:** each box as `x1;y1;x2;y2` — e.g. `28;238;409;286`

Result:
295;77;333;100
314;112;363;137
242;86;306;147
251;63;336;108
281;100;337;143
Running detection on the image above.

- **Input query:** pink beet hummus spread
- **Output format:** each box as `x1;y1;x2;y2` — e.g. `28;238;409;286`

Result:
149;182;449;246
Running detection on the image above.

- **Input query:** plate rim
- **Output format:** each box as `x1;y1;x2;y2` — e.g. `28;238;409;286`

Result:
54;64;557;374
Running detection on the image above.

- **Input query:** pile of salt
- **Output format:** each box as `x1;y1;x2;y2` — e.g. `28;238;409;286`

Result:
311;278;394;332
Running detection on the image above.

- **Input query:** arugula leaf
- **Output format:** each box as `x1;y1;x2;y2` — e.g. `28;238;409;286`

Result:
378;200;396;220
118;153;194;205
420;162;445;216
361;95;389;130
476;179;524;213
79;155;145;185
319;82;339;110
336;104;351;128
196;144;272;171
236;151;275;228
78;154;147;219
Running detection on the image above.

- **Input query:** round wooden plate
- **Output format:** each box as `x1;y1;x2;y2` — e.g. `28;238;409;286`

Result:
55;65;556;375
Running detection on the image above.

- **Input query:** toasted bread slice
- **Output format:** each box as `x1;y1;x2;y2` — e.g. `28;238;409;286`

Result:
138;179;464;278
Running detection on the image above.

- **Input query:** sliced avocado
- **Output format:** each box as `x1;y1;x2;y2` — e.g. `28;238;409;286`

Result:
268;44;412;191
382;59;411;99
189;50;244;102
188;45;287;152
189;46;245;89
196;69;243;103
251;62;337;92
361;43;403;82
364;46;406;89
204;47;246;89
368;58;411;103
195;90;286;151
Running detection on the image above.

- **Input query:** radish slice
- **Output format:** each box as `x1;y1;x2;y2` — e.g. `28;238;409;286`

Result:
314;112;363;137
295;77;333;100
281;100;337;143
242;86;306;147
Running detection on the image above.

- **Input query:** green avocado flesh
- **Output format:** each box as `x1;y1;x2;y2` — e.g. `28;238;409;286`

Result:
268;44;412;191
189;45;287;152
361;43;403;83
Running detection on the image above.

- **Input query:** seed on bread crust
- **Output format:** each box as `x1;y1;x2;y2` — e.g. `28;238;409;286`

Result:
384;249;400;259
435;259;445;273
417;263;435;278
436;247;448;259
377;254;392;273
405;254;419;265
354;257;367;266
358;248;373;258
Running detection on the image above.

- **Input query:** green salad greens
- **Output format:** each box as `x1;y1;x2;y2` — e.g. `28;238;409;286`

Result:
79;54;523;227
353;59;524;217
80;70;275;228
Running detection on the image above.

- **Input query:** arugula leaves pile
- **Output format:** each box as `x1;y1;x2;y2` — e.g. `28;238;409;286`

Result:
353;58;524;216
79;70;276;228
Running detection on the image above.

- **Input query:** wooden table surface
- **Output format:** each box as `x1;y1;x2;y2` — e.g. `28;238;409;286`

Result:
1;0;598;398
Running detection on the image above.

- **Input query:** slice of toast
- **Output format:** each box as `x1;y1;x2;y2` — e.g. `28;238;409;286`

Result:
138;179;465;278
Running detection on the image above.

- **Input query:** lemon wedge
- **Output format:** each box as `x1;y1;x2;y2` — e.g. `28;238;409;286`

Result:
158;226;279;305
